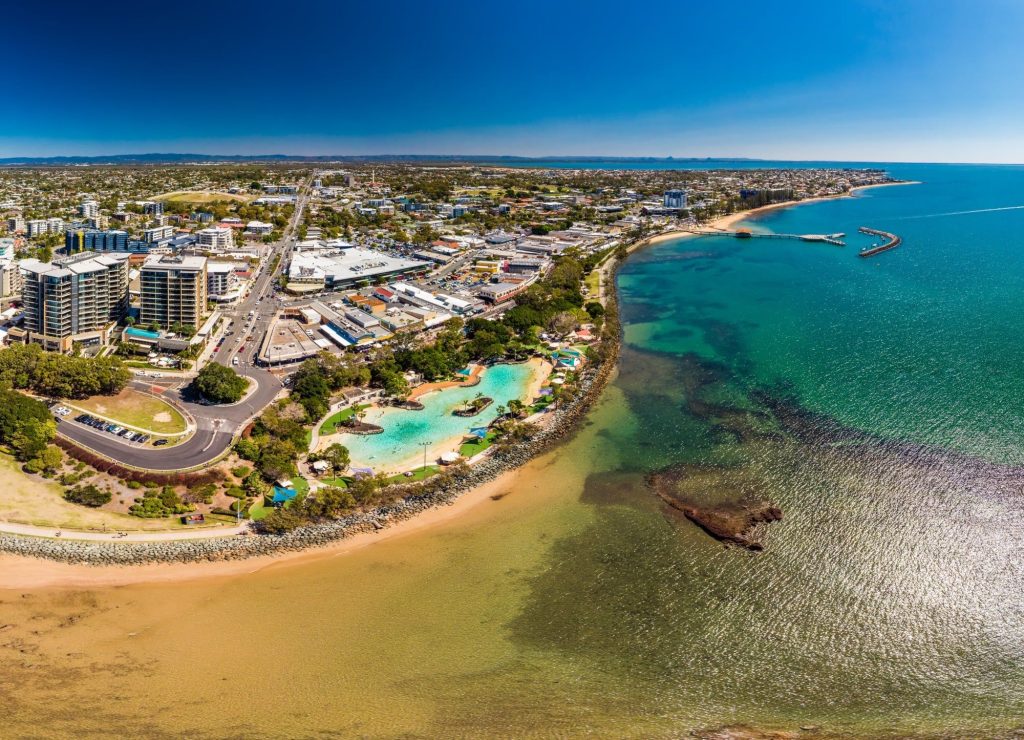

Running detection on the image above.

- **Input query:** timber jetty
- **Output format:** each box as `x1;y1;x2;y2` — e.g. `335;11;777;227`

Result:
857;227;901;257
687;226;846;246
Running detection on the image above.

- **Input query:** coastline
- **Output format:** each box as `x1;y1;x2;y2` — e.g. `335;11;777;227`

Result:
0;467;521;589
637;179;921;248
0;180;914;582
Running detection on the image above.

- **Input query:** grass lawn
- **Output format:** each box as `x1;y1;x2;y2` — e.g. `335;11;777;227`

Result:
459;431;496;458
385;465;440;484
585;269;601;296
320;404;369;435
155;190;252;204
72;389;188;434
248;497;269;521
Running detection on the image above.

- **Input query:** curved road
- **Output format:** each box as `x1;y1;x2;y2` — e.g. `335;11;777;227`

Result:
57;369;282;470
57;177;312;471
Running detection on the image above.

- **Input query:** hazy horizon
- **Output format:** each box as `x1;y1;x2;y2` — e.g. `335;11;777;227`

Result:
2;152;1024;167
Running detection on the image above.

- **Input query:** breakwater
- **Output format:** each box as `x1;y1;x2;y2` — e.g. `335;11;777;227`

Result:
857;226;901;257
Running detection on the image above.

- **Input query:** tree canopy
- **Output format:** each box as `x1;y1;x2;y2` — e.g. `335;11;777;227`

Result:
0;344;131;398
192;363;248;404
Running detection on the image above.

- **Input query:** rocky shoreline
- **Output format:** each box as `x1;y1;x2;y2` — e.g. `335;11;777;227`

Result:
0;261;624;566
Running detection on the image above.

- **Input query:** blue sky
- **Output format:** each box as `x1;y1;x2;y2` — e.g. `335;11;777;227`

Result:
4;0;1024;162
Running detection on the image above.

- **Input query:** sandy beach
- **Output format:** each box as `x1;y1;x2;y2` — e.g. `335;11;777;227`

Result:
0;458;524;590
636;180;920;248
407;362;483;400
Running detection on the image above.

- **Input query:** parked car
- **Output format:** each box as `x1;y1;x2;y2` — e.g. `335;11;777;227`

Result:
153;439;169;446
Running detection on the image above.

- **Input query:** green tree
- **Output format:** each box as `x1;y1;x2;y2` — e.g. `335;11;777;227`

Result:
258;507;306;534
381;371;410;399
243;471;271;497
192;363;249;404
322;443;351;475
303;485;356;519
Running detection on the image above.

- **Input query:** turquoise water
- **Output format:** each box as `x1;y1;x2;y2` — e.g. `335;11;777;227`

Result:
125;326;160;339
623;164;1024;463
564;163;1024;733
342;363;535;470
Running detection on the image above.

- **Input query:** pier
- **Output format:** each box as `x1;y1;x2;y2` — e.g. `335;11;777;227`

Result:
857;227;901;257
685;226;846;246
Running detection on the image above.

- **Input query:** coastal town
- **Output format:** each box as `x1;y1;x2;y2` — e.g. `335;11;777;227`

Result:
0;161;897;556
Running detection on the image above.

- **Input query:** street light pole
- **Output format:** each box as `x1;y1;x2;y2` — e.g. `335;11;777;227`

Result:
417;441;430;471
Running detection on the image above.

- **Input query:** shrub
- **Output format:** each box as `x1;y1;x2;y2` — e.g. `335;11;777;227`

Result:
230;465;251;479
64;484;112;508
129;486;192;518
183;483;217;505
224;485;246;499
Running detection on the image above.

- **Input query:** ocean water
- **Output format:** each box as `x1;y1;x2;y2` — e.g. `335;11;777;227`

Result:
8;163;1024;738
341;362;535;470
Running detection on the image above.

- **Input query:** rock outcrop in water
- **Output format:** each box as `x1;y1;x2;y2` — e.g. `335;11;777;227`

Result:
646;466;782;551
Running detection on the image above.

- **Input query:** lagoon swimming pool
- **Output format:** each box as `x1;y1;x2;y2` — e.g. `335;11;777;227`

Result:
341;363;535;471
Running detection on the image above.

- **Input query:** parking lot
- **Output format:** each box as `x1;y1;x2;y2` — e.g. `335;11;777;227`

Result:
65;411;159;446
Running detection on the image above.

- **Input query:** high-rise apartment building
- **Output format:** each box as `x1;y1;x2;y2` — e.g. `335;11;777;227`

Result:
65;229;130;253
196;226;234;249
20;252;130;351
140;254;208;329
663;189;687;209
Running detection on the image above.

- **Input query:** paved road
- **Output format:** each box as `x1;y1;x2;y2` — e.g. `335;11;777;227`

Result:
57;176;313;471
57;372;283;470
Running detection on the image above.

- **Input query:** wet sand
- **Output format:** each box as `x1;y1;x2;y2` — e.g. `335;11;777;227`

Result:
0;457;529;590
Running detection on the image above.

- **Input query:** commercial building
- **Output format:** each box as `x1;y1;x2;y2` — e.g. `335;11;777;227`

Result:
143;225;175;243
196;226;234;249
79;200;100;218
477;278;535;304
65;229;129;253
206;261;242;302
26;219;49;237
140;254;208;329
286;242;429;292
245;220;274;235
20;252;130;352
663;189;687;209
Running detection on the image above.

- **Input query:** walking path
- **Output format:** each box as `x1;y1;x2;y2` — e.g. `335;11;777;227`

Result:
0;519;248;542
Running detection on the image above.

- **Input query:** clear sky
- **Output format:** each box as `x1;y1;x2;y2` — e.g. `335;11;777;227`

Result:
4;0;1024;162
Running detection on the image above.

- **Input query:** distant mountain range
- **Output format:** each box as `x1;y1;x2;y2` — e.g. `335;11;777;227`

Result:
0;153;764;166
